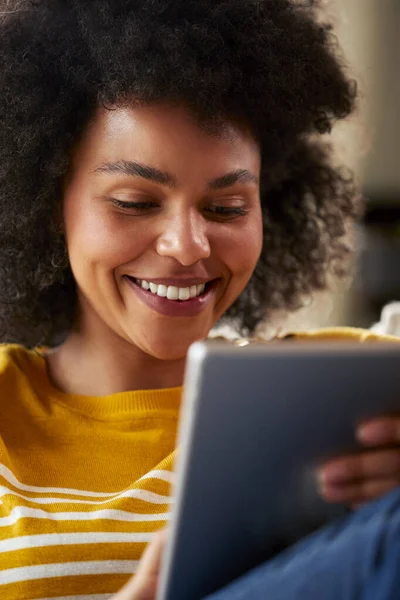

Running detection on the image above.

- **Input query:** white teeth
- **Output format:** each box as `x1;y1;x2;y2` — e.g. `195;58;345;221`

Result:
135;279;208;301
167;286;179;300
149;282;158;294
156;285;167;298
179;287;190;301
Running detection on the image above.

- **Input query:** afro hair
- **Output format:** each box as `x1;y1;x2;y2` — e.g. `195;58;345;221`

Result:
0;0;360;346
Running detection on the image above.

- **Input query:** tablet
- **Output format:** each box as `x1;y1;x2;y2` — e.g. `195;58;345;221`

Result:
157;340;400;600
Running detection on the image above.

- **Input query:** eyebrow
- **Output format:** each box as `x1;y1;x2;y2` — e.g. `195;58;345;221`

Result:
94;161;259;189
207;169;259;189
94;160;176;187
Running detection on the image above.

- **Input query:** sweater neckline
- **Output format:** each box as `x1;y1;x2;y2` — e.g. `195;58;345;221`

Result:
15;346;182;419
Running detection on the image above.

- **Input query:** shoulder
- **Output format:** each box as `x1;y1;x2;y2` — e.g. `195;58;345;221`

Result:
0;344;39;405
0;343;33;373
0;343;27;370
0;345;44;465
286;327;400;343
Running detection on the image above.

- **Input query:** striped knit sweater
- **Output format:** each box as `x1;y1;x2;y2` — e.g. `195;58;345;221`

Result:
0;328;398;598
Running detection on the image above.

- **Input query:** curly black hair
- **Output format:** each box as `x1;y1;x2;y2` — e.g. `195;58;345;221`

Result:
0;0;360;346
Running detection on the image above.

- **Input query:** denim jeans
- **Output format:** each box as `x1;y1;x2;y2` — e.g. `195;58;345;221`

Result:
206;488;400;600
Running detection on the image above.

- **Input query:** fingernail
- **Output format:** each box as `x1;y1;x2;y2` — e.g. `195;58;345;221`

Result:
357;422;388;445
316;474;345;500
319;463;347;485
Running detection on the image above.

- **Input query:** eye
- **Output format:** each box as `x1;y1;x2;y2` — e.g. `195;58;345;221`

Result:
204;205;248;220
110;199;159;215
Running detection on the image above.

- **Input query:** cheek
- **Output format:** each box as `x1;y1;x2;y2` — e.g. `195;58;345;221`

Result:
64;199;146;273
223;215;263;281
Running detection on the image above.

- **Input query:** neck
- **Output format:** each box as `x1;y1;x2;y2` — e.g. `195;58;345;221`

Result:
45;322;187;397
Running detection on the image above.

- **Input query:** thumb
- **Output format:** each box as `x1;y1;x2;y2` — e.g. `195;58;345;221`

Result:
136;529;168;586
115;529;168;600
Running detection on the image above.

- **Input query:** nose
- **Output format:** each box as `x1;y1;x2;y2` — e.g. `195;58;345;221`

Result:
156;210;211;266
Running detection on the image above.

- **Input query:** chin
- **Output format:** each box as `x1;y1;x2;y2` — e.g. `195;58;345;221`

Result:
130;327;209;363
143;338;198;362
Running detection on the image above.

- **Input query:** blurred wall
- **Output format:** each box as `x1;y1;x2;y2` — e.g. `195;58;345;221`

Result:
358;1;400;197
281;0;400;333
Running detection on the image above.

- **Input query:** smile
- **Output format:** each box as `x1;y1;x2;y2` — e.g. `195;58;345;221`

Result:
135;279;206;301
124;276;217;317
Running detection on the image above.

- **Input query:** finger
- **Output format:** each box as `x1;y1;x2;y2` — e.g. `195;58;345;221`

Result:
320;449;400;486
357;417;400;446
136;529;167;581
115;529;167;600
320;477;400;505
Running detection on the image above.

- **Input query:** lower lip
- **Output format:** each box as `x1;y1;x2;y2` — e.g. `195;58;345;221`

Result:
125;277;218;317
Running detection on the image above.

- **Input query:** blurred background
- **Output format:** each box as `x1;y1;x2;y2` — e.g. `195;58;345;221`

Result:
278;0;400;336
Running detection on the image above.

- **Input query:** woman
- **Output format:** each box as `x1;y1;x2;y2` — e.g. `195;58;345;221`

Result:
1;1;400;599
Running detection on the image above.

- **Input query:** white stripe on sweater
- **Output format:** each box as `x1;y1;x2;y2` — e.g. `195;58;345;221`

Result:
39;596;112;600
138;469;175;484
0;560;139;585
0;484;171;506
0;505;170;527
0;464;173;498
0;531;154;553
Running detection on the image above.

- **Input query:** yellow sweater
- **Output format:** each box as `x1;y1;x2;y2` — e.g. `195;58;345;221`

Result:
0;328;398;599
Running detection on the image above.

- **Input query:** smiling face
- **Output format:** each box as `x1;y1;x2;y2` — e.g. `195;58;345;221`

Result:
63;103;263;360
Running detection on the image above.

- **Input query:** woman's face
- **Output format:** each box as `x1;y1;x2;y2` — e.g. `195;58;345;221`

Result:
63;103;263;360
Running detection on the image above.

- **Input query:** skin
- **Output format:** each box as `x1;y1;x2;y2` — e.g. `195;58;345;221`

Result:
47;103;263;394
114;530;167;600
41;102;400;598
321;417;400;506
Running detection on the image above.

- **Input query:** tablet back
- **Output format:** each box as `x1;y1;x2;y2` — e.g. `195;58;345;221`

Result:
158;341;400;600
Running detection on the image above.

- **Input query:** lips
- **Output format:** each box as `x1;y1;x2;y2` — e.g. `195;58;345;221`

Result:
131;277;207;302
124;276;218;317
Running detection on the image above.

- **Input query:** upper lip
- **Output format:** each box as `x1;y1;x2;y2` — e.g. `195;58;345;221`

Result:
126;276;217;287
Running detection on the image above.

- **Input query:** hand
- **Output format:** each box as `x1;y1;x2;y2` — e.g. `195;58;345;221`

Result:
112;529;167;600
319;416;400;507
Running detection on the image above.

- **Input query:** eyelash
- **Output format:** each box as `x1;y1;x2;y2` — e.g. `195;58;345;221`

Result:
111;199;158;212
110;199;248;219
204;206;247;217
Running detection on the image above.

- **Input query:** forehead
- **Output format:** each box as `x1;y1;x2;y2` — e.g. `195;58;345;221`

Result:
70;103;261;177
